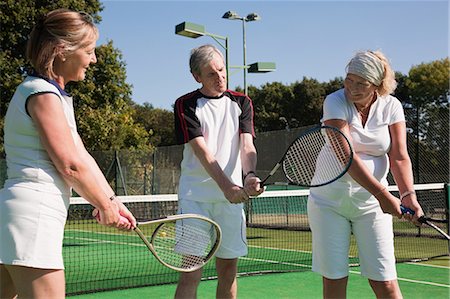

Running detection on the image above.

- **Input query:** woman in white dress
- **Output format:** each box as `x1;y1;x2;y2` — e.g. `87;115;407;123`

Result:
307;50;424;299
0;9;136;298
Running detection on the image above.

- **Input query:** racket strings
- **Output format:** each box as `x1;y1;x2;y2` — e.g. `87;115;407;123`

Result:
283;128;351;186
284;139;319;184
151;221;216;270
327;131;351;166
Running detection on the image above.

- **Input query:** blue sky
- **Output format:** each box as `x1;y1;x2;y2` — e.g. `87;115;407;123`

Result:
97;0;449;110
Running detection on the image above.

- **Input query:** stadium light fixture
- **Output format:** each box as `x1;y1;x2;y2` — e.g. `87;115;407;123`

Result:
248;62;276;73
175;21;229;88
222;11;274;95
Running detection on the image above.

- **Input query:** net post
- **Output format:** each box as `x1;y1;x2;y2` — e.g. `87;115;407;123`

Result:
445;183;450;254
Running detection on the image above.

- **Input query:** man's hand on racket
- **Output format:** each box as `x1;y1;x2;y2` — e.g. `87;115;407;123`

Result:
243;173;264;197
224;185;251;204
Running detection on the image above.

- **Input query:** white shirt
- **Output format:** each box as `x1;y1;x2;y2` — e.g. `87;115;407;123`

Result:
3;76;78;195
322;89;405;157
310;88;405;205
174;90;254;203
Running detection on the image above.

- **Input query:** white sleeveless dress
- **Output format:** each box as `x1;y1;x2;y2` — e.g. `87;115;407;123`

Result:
0;76;78;269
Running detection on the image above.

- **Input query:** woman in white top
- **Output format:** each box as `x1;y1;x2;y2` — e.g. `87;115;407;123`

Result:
0;9;136;298
307;50;423;299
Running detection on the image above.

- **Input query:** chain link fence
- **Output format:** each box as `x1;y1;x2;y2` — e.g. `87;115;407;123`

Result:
1;106;449;193
150;106;449;194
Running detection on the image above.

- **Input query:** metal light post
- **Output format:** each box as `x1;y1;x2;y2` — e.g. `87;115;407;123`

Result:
222;11;261;95
175;20;275;93
175;22;230;88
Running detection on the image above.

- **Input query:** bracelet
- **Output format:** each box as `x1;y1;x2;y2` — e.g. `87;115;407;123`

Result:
243;171;256;181
373;187;387;197
109;194;117;201
400;190;416;201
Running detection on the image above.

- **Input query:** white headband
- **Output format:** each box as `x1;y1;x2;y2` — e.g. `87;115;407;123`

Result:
347;52;384;86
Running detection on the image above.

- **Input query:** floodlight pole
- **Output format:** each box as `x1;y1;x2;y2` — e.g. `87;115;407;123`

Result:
204;33;230;88
242;19;248;95
175;22;229;89
223;11;261;95
176;19;274;93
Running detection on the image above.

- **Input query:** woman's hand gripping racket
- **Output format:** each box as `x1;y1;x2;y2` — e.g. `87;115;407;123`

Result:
261;125;354;188
400;206;450;240
95;212;222;272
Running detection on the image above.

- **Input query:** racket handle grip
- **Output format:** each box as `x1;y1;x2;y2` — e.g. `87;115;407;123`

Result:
400;205;428;224
400;205;415;215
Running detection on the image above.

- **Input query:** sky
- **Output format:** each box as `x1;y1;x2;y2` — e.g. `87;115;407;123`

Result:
96;0;449;110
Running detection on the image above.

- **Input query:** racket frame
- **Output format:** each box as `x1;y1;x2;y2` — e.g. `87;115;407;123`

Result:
418;218;450;241
134;213;222;272
261;125;354;187
401;205;450;241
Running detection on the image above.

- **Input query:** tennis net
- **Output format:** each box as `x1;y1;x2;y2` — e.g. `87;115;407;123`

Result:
64;183;449;295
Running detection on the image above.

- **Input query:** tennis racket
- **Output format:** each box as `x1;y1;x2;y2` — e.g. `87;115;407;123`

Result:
401;205;450;240
261;125;354;188
95;213;222;272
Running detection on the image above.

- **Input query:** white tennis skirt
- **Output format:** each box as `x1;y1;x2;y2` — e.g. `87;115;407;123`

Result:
0;185;70;269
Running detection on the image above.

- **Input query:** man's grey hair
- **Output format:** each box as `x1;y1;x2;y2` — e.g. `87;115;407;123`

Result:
189;44;224;76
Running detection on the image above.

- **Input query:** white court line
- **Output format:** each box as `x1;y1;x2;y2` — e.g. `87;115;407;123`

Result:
248;244;311;254
248;244;359;261
240;256;450;288
66;231;449;288
241;252;450;289
65;228;131;237
64;235;144;247
406;261;450;269
66;230;313;254
240;256;312;269
396;277;450;288
348;269;450;288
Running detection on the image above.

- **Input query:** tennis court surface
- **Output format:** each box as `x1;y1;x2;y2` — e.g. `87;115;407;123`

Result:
64;183;449;296
70;259;450;298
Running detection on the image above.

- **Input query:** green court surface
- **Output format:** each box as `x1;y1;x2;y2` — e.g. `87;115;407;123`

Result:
65;185;449;296
64;217;449;296
70;257;449;299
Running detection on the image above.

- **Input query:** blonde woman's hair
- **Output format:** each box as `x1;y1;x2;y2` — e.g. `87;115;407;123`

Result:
26;8;99;79
370;50;397;96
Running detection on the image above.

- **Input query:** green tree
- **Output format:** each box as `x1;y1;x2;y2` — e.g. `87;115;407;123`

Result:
407;58;449;107
323;77;344;96
249;82;294;132
290;77;325;126
0;0;103;155
133;103;176;146
404;58;449;183
0;2;153;153
393;71;410;104
0;0;103;111
68;41;152;152
250;78;341;133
